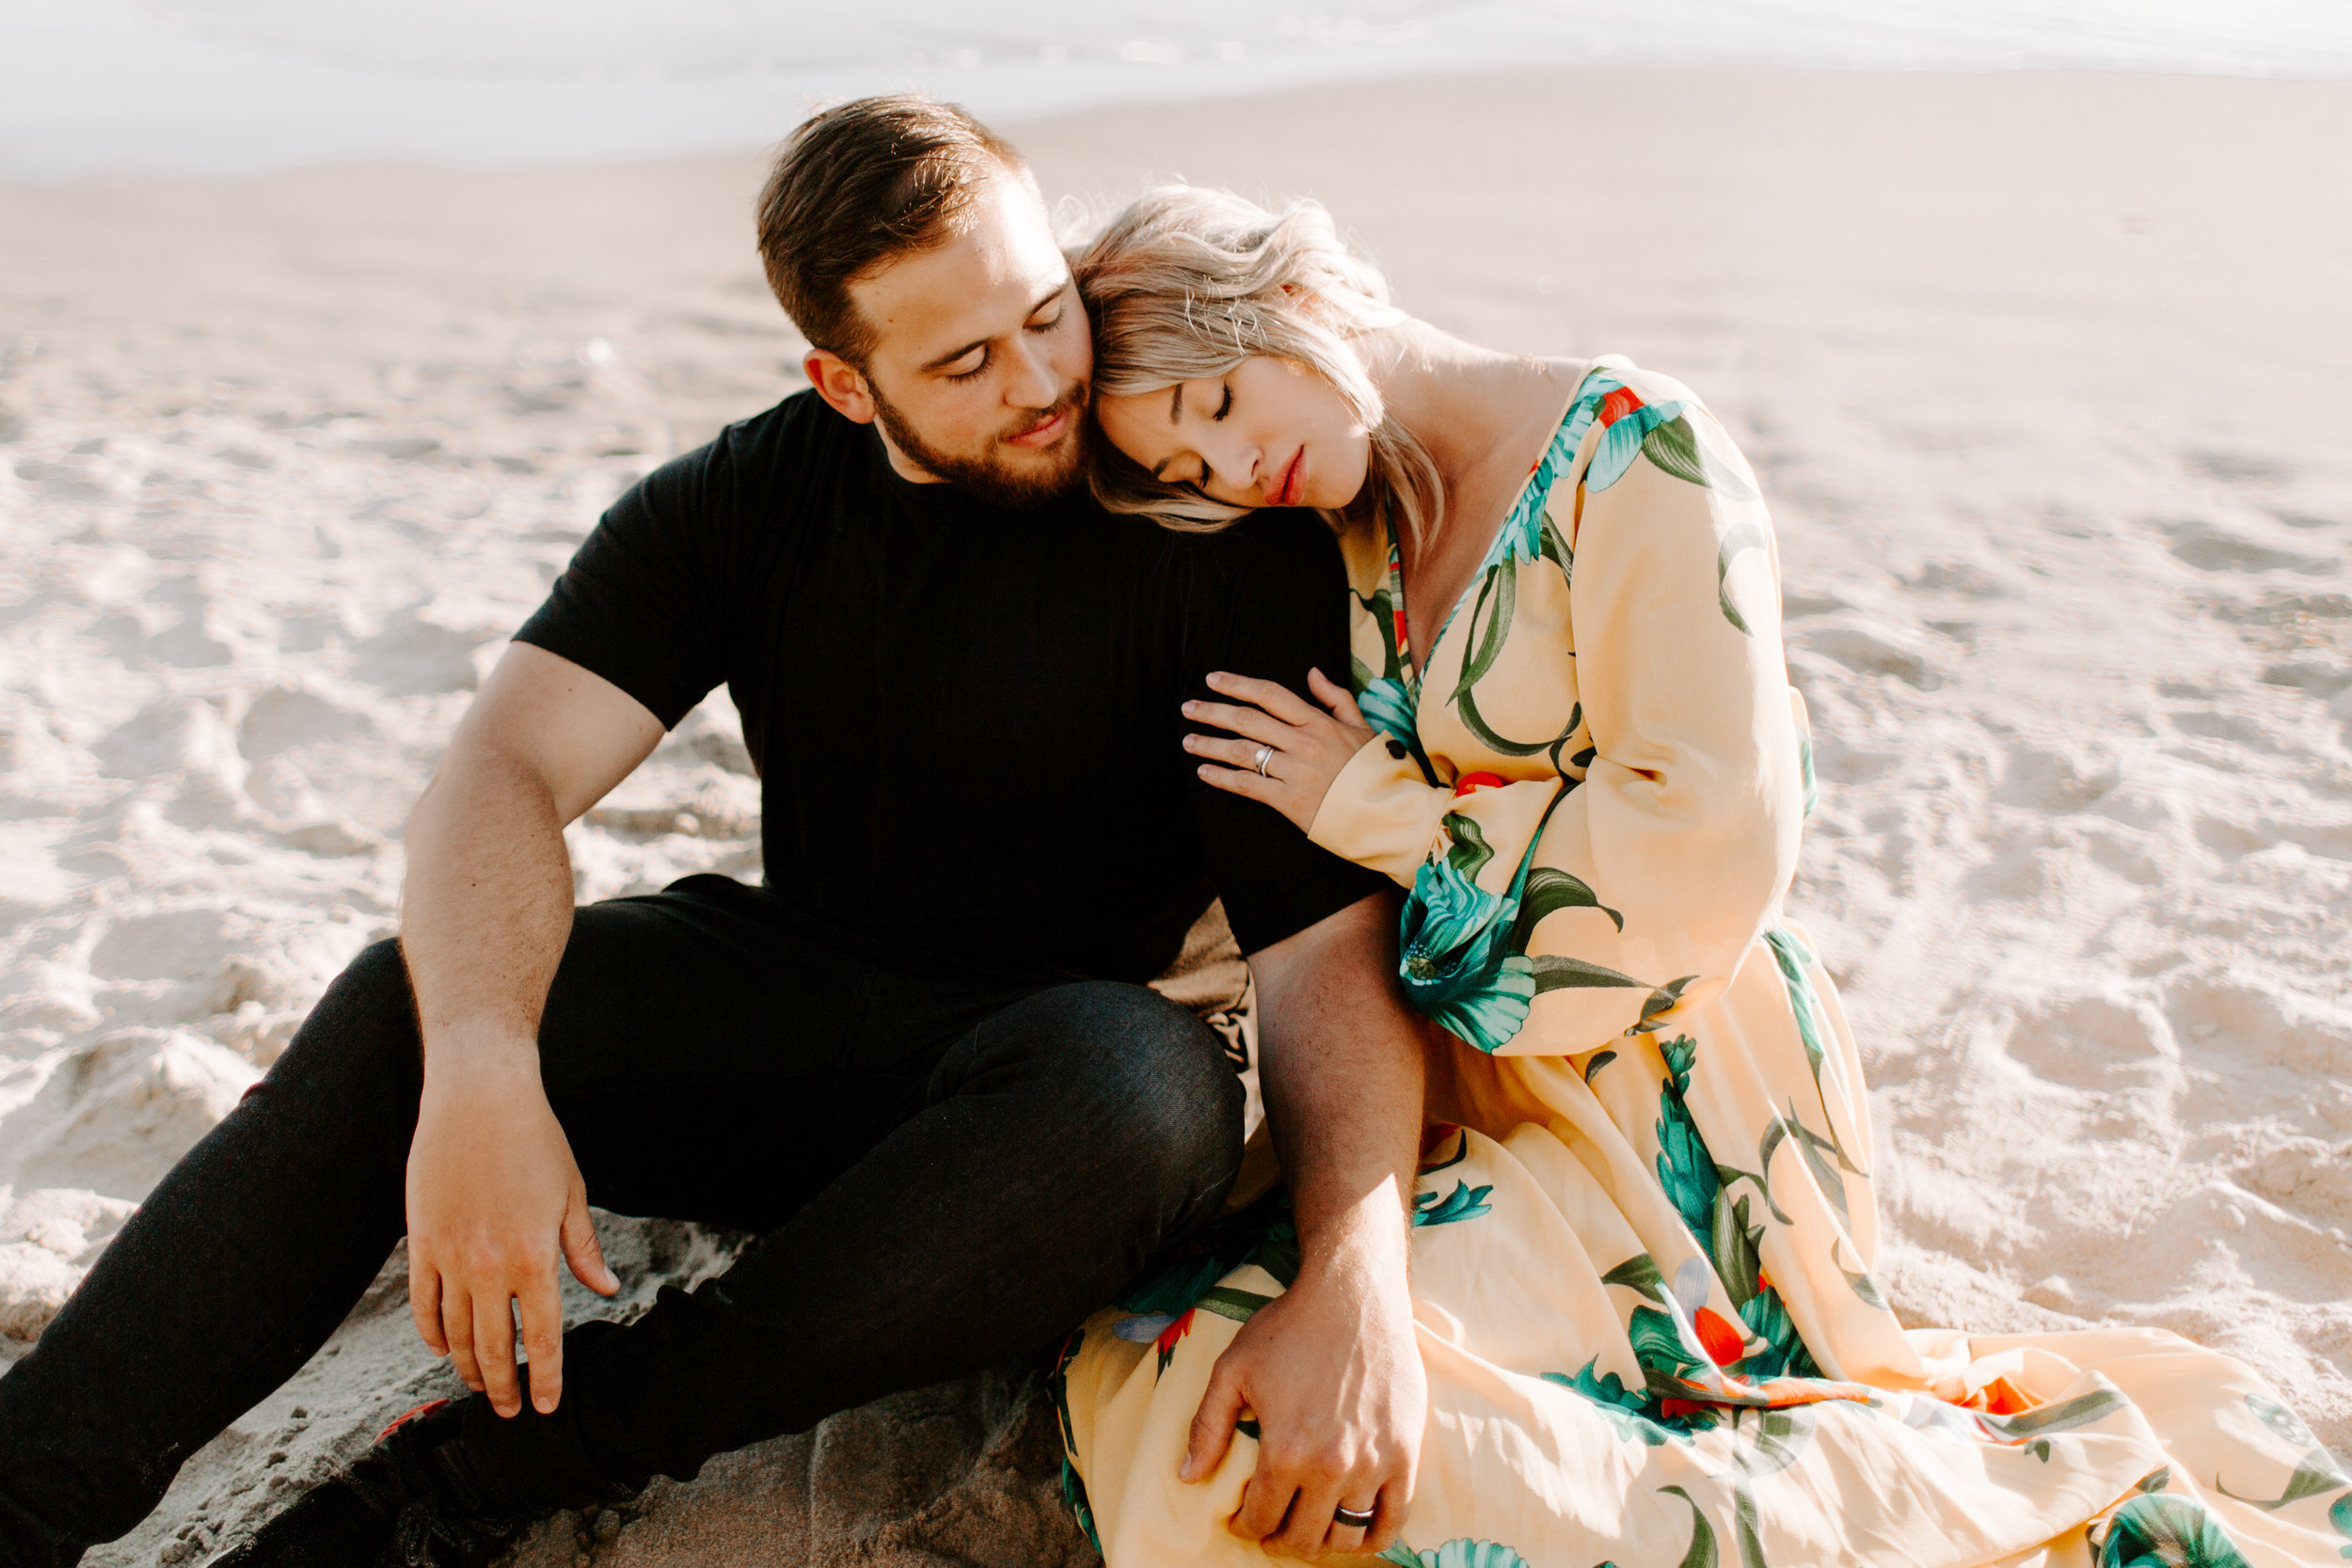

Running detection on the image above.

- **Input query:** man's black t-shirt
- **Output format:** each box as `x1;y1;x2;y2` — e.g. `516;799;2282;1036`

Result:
516;390;1385;983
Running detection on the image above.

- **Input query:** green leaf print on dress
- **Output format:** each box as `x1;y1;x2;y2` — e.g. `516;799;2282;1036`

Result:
1715;520;1769;636
1398;816;1538;1053
1377;1541;1535;1568
1652;1035;1820;1379
1349;536;1435;779
1544;1358;1722;1447
1654;1036;1721;1240
2098;1494;2252;1568
1047;1330;1104;1555
1512;865;1625;943
1659;1485;1721;1568
1359;673;1424;758
1413;1180;1495;1227
2216;1391;2352;1510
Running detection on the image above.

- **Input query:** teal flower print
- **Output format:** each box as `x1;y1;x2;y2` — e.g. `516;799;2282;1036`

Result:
1399;853;1533;1053
1357;673;1423;757
1411;1179;1494;1227
2098;1494;2251;1568
1543;1357;1719;1447
1378;1541;1534;1568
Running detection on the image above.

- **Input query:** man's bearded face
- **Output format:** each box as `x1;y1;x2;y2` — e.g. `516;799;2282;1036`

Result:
866;374;1089;511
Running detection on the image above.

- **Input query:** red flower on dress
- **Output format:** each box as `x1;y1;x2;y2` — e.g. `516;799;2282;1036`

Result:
1693;1307;1748;1369
1420;1121;1462;1162
1597;387;1645;427
1658;1397;1709;1420
1155;1308;1198;1358
1974;1376;2032;1417
1453;772;1505;797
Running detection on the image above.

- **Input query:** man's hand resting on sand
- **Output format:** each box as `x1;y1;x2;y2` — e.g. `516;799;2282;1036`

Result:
405;1031;620;1418
1183;1200;1424;1559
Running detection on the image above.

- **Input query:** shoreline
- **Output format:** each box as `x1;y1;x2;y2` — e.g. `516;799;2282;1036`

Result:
8;48;2352;184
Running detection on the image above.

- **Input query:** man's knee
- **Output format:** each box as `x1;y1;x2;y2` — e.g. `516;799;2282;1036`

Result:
261;936;421;1102
1009;982;1245;1194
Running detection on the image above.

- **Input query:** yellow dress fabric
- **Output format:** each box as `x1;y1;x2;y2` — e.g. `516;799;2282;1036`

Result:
1057;358;2346;1566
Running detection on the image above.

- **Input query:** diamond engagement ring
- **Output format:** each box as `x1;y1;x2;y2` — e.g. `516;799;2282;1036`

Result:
1252;743;1275;776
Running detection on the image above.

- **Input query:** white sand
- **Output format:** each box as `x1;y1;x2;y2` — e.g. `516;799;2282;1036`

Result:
2;68;2348;1565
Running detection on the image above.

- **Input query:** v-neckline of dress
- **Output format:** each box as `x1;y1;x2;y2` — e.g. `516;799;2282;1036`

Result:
1387;369;1594;693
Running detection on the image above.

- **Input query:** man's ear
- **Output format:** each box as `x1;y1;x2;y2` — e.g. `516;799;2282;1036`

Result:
805;348;877;425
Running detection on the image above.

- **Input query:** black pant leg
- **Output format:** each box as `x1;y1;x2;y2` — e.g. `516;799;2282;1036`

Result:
457;980;1247;1511
0;878;896;1566
0;940;421;1566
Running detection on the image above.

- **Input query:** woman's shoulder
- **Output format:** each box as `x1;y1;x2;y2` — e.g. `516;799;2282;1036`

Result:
1560;355;1714;420
1549;355;1756;501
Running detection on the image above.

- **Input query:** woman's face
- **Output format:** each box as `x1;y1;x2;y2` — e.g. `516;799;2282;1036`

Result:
1096;356;1372;512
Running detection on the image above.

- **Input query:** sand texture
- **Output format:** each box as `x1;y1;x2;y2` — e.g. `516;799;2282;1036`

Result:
2;68;2348;1564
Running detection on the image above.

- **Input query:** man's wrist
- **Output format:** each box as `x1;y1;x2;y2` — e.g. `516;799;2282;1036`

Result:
1294;1183;1413;1284
419;1017;544;1084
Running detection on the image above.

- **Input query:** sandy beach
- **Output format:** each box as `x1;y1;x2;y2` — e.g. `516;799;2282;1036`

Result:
3;66;2349;1565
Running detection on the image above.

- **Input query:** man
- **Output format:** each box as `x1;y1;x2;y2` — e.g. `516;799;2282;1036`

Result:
0;97;1430;1565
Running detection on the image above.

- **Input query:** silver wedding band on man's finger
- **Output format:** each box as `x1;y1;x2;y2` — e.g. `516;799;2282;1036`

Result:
1331;1504;1376;1530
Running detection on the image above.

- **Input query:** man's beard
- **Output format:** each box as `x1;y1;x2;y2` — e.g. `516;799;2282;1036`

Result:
867;379;1089;511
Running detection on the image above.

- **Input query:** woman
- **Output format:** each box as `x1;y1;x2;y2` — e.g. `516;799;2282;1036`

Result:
1048;185;2341;1567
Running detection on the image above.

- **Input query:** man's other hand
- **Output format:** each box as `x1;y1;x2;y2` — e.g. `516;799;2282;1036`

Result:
1182;1212;1425;1559
405;1037;620;1418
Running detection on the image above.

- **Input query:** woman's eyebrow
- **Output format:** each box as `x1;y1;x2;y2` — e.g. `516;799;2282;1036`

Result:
1168;385;1184;424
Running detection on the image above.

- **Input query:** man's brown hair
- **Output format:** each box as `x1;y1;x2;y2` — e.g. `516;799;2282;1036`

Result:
756;93;1031;368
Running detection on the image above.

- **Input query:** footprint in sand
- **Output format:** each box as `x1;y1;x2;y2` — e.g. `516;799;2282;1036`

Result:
2166;971;2352;1085
236;687;379;759
1791;619;1949;691
2010;987;2181;1093
7;1030;258;1200
91;698;244;784
351;605;507;696
2161;519;2334;577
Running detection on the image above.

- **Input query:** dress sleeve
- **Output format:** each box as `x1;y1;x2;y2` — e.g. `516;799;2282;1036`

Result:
1316;389;1806;1055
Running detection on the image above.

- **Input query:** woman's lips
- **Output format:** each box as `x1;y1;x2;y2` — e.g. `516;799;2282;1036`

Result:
1005;405;1073;450
1270;449;1304;507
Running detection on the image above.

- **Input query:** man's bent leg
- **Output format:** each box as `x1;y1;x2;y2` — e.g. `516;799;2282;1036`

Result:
0;942;421;1565
0;877;892;1566
455;981;1245;1510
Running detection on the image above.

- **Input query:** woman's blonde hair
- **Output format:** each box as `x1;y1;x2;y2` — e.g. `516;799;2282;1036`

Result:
1069;184;1442;546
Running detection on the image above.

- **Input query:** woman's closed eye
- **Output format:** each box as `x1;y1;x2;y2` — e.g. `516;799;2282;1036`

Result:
1175;386;1232;487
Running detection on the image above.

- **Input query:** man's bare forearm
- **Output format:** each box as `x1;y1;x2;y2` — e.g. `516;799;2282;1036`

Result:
400;743;577;1068
1252;892;1426;1266
398;644;660;1068
1191;891;1427;1554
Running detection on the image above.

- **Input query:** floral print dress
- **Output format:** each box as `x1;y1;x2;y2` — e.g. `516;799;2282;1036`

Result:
1055;358;2345;1567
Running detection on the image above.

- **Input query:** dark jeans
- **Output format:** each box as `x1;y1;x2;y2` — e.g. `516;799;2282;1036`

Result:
0;875;1245;1566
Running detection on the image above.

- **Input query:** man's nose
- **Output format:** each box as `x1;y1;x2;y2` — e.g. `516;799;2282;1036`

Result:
1005;334;1059;409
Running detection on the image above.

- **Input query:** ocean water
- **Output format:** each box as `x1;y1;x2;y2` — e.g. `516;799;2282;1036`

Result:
3;0;2349;180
